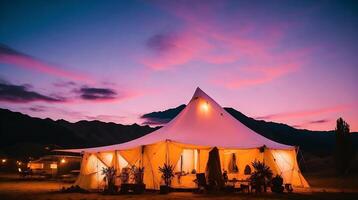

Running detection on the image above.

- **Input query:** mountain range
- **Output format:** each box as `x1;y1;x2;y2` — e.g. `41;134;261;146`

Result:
0;106;356;159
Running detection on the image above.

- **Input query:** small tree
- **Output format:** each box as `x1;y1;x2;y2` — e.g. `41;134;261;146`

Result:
250;161;273;192
335;118;355;175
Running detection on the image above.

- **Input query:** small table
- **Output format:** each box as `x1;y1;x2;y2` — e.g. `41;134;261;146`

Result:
227;179;250;193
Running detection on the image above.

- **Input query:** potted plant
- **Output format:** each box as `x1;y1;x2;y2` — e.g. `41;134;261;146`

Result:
249;161;273;193
119;167;130;194
101;166;117;194
158;163;175;194
270;175;284;193
132;166;145;194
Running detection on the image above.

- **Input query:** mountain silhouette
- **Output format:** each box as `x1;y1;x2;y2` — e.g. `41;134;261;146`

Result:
1;106;356;158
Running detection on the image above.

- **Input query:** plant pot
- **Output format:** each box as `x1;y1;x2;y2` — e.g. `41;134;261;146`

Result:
134;183;146;194
120;183;146;194
120;183;131;194
160;185;171;194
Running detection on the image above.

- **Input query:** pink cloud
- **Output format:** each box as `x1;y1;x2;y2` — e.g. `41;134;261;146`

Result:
0;54;91;82
142;31;212;70
255;104;349;121
214;62;299;89
142;2;312;88
86;114;126;122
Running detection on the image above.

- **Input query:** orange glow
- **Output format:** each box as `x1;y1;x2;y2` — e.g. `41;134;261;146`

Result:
1;159;6;163
60;158;66;164
50;163;58;169
200;102;209;112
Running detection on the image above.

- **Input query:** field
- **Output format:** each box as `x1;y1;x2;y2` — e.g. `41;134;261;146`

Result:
0;172;358;200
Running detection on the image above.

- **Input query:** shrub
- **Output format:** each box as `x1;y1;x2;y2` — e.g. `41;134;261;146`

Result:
249;161;273;192
270;175;284;193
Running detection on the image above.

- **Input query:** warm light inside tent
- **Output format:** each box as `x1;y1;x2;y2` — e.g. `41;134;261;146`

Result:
117;153;129;170
271;150;293;183
1;159;6;163
50;163;58;169
176;149;198;173
60;158;66;164
200;102;209;113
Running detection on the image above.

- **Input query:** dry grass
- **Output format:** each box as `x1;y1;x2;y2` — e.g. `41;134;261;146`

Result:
0;173;358;200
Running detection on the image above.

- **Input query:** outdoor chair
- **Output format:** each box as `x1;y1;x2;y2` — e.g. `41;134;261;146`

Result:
193;173;208;193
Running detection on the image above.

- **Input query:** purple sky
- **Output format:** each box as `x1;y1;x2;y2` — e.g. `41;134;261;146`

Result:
0;0;357;131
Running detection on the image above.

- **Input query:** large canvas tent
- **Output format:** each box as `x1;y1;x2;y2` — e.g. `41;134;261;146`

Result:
60;87;309;190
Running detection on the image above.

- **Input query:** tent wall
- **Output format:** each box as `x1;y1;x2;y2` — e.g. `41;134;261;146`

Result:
75;142;308;190
220;149;263;181
264;149;309;188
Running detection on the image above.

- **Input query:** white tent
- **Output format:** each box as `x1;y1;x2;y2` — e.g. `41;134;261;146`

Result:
61;87;309;190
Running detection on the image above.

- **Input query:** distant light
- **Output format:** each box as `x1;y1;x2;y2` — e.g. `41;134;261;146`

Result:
60;158;66;164
200;102;209;112
50;163;58;169
1;159;6;163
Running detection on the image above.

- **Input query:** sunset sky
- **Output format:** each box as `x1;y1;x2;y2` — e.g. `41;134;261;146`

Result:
0;0;357;131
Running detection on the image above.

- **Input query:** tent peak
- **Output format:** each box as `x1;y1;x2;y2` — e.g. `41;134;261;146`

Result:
192;87;210;100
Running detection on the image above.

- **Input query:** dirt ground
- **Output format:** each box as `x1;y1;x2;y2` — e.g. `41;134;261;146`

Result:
0;173;358;200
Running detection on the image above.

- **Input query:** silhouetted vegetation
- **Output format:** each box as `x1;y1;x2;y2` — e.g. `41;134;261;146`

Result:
335;118;355;175
101;166;117;194
270;175;284;193
249;161;273;193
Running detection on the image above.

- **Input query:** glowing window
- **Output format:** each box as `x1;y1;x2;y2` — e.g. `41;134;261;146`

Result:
176;149;198;174
50;163;57;169
28;163;44;169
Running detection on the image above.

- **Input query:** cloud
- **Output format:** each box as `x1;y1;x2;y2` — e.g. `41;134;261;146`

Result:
146;33;178;53
143;31;211;70
141;104;186;125
78;87;117;100
143;1;311;88
53;81;77;88
292;119;330;129
27;105;47;112
0;44;90;81
0;81;65;103
215;62;300;89
308;119;330;124
86;114;126;122
255;105;348;121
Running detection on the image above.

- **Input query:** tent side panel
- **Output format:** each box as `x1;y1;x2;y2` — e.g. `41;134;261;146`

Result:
266;149;309;188
142;142;167;190
75;153;111;190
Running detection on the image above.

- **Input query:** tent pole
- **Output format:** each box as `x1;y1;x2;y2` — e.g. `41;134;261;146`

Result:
165;140;169;165
141;145;144;168
96;153;99;191
198;150;200;173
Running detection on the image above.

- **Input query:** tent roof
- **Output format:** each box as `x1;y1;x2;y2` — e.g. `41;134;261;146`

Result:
61;87;293;153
